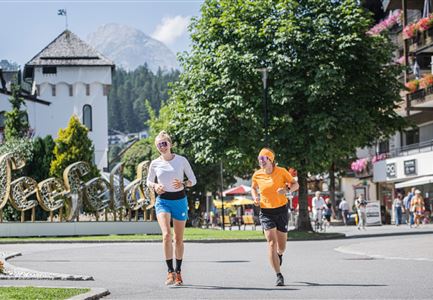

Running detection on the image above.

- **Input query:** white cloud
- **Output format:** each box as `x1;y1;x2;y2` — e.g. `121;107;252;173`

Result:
151;15;190;45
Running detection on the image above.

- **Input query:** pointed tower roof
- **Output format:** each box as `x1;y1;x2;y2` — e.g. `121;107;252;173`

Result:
26;30;114;67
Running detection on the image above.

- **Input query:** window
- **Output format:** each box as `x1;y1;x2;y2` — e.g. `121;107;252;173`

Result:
86;84;90;96
83;105;92;131
405;128;419;146
42;67;57;74
69;84;73;97
103;84;110;96
51;84;56;97
378;140;389;154
35;85;40;96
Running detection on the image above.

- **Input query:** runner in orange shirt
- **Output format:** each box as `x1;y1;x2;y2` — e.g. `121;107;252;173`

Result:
251;148;299;286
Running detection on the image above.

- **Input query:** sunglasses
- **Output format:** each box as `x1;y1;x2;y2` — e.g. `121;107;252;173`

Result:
258;156;269;162
157;141;168;149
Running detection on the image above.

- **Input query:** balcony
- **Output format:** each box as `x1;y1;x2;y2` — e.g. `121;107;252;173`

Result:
408;28;433;53
406;85;433;110
388;139;433;158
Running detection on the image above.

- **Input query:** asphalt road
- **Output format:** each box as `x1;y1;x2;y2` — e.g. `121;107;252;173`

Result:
0;234;432;299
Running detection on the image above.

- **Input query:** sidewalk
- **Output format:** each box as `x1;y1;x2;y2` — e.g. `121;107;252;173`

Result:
220;222;433;240
323;223;433;238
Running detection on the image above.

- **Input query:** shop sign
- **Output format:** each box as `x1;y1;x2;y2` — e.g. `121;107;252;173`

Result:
386;163;396;178
366;202;381;226
404;159;416;176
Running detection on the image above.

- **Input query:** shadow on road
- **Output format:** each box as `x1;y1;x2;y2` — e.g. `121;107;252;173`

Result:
174;284;299;291
297;281;387;287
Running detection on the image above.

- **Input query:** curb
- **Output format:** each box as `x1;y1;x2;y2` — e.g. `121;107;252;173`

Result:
344;230;433;239
0;252;93;281
68;287;110;300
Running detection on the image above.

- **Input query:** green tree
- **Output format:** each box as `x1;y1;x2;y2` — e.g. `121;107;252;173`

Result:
121;139;153;181
108;65;180;133
0;138;34;221
4;83;29;140
25;136;55;182
169;0;406;231
50;115;99;179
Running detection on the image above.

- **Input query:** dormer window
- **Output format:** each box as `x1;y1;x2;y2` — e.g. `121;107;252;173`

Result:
69;84;73;96
42;67;57;74
51;84;56;97
86;84;90;96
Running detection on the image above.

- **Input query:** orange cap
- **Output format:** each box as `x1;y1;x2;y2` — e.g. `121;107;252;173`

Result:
259;148;275;163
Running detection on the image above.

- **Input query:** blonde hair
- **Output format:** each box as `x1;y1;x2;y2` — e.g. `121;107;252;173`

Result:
155;130;172;144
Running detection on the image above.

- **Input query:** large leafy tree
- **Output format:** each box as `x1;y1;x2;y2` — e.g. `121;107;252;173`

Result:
169;0;406;231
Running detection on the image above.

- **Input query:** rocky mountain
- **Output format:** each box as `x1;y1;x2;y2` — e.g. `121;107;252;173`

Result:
87;24;179;72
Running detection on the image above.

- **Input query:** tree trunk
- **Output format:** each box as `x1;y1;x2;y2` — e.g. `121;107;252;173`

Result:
329;162;337;218
296;168;313;231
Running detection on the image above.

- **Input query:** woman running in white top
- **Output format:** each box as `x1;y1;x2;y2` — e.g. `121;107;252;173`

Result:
146;131;196;286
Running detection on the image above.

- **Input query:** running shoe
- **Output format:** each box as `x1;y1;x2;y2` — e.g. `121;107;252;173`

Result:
276;273;284;286
175;272;183;286
165;272;176;285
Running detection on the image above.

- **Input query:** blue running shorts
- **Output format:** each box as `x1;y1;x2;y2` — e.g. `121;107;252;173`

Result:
155;196;189;221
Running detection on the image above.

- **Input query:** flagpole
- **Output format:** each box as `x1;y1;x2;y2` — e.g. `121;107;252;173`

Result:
65;9;68;30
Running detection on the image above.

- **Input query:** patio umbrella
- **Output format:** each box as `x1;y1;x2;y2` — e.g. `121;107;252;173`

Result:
213;199;234;208
231;197;255;206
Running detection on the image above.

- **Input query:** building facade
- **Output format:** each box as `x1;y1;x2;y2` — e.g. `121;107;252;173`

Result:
0;30;114;170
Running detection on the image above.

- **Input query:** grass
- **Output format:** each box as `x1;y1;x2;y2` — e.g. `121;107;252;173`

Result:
0;228;344;243
0;228;266;243
0;287;90;300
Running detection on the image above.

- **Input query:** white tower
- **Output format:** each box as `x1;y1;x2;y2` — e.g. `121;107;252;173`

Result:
23;30;115;170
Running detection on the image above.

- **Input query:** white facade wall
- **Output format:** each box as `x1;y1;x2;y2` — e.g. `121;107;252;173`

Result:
0;66;111;170
373;150;433;182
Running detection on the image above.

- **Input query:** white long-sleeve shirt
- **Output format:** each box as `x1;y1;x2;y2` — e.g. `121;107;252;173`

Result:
146;154;197;192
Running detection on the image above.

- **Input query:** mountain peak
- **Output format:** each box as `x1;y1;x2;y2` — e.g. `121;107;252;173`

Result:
87;23;179;72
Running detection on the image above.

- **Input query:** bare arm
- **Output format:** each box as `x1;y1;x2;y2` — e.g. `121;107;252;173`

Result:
251;185;260;206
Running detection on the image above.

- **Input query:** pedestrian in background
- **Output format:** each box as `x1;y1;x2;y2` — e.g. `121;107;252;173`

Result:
339;197;350;226
411;190;425;228
355;194;367;230
393;193;403;226
404;188;415;227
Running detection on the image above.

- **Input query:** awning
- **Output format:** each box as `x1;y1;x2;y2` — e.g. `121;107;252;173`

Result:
395;175;433;188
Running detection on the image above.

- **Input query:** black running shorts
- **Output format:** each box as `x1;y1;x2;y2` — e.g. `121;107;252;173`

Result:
259;204;289;233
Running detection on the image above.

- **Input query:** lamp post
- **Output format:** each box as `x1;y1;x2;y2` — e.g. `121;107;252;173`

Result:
220;160;225;230
256;67;271;147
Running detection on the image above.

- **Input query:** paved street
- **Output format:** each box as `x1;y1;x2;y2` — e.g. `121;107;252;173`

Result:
0;230;432;299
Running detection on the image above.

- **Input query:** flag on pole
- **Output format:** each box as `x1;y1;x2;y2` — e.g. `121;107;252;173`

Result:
58;9;66;16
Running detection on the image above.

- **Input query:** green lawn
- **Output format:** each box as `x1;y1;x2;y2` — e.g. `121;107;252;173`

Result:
0;287;90;300
0;228;344;243
0;228;266;243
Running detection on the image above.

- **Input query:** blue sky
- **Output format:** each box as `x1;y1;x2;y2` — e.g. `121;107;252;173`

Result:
0;0;204;66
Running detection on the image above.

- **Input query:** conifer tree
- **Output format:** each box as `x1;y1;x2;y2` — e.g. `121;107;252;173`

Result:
50;115;99;179
4;83;29;140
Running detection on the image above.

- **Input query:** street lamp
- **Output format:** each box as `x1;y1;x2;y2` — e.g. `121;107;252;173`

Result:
256;67;271;147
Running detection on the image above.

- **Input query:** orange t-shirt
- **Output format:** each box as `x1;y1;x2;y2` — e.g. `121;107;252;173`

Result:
252;166;294;209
